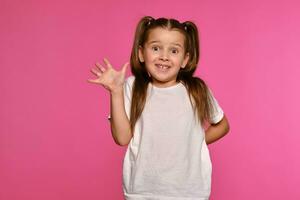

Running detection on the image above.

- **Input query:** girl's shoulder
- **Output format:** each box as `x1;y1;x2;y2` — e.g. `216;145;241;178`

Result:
126;75;135;82
125;75;135;87
125;75;135;88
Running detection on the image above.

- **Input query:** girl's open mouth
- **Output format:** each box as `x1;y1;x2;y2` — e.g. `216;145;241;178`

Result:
155;64;170;71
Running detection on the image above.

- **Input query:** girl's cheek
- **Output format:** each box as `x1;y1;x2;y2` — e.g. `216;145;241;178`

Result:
150;53;159;59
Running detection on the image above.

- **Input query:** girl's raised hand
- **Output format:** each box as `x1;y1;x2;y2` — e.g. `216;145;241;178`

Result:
87;58;129;93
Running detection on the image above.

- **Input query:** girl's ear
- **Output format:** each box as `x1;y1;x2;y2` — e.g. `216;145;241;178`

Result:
181;52;190;68
138;45;145;63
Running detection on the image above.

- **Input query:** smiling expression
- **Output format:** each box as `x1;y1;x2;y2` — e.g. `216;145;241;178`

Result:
138;27;190;88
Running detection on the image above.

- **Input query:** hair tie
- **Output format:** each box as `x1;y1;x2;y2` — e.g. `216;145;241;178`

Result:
147;18;154;26
184;25;188;31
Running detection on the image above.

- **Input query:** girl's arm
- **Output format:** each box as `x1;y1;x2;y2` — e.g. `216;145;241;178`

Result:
110;88;132;146
205;114;230;145
87;58;131;146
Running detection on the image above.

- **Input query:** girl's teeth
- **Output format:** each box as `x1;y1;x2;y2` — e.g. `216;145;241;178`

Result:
157;64;169;69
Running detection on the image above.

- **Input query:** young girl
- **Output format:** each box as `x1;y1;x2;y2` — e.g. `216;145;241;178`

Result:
88;16;230;200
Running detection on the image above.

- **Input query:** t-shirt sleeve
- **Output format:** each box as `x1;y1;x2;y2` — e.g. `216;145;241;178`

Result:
207;87;224;124
107;76;133;121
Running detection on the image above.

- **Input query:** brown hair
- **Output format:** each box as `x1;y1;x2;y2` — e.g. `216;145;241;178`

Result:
129;16;216;132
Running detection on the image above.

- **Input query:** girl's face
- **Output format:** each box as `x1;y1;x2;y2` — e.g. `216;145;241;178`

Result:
139;27;189;88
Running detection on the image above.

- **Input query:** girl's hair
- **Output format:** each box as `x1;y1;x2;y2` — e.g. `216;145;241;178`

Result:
129;16;215;132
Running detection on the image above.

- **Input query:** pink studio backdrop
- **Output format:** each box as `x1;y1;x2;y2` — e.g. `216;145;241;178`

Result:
1;0;299;199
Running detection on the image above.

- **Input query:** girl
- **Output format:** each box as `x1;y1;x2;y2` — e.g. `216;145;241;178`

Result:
88;16;230;200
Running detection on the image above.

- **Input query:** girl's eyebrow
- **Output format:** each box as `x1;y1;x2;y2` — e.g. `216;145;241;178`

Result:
148;40;183;48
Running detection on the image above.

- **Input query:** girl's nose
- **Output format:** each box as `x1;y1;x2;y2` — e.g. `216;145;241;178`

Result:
159;51;169;61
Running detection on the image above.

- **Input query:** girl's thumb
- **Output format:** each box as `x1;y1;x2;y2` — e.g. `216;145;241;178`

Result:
121;62;129;74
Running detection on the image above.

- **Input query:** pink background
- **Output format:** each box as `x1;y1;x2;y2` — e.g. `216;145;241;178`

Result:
1;0;299;199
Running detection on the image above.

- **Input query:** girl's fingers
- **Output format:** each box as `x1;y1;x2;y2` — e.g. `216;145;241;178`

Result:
87;79;105;87
121;62;129;74
95;62;106;72
103;58;113;69
87;79;97;84
91;68;102;77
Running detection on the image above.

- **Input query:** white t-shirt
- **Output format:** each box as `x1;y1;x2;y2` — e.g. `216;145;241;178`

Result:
113;75;224;200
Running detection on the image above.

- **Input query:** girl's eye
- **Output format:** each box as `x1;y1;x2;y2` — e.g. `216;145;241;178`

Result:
152;46;159;51
171;49;178;54
151;46;178;54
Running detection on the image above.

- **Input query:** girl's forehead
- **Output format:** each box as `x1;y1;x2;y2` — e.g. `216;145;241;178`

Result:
146;27;185;45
